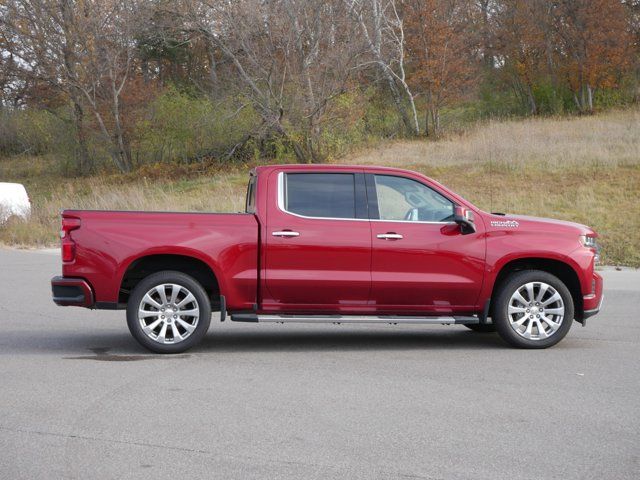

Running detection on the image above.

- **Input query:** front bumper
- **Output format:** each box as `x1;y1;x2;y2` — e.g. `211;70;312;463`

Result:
582;272;603;320
51;276;94;307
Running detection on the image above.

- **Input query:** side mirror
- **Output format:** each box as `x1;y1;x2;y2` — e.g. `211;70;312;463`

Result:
454;205;476;234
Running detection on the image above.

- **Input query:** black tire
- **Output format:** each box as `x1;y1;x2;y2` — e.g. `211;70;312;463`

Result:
126;270;211;353
493;270;574;349
464;323;497;333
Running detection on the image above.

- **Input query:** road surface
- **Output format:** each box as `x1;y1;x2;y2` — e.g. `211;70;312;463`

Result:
1;248;638;479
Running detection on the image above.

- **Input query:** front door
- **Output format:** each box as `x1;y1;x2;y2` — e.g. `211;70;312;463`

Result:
263;170;372;311
367;173;485;313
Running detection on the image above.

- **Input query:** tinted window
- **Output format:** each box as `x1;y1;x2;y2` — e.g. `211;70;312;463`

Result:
245;175;256;213
285;173;356;219
374;175;454;222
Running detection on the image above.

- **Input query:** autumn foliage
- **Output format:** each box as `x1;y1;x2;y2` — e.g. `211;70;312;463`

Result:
0;0;638;172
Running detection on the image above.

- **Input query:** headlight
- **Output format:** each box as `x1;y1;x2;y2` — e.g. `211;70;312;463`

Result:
580;235;600;263
580;235;597;248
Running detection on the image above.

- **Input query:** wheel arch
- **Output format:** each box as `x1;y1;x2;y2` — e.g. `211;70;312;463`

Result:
118;252;222;308
489;257;583;320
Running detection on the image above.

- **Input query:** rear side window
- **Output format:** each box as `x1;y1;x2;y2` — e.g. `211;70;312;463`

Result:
284;173;356;219
245;175;257;214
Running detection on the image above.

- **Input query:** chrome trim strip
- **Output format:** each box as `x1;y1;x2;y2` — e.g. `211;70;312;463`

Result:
254;314;479;324
371;219;453;225
276;172;454;225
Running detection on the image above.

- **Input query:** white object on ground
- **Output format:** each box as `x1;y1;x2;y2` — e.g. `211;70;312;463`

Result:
0;182;31;223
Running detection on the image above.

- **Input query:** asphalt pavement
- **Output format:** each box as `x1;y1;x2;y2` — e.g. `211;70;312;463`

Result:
0;248;638;480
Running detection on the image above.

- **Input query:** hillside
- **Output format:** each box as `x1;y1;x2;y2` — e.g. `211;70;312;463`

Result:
1;108;639;266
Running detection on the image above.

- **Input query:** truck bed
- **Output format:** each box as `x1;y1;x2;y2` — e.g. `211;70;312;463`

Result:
61;210;259;310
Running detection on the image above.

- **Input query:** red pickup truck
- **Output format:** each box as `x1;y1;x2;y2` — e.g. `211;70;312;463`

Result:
51;165;603;353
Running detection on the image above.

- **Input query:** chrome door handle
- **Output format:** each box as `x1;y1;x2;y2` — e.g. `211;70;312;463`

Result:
272;231;300;237
377;233;403;240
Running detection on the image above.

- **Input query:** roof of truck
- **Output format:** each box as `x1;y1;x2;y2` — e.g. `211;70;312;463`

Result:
254;164;419;176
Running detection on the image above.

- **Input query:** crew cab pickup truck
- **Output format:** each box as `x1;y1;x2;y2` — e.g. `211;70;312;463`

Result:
51;165;603;353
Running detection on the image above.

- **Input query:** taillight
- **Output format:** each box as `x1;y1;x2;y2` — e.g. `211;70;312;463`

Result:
61;241;75;262
60;216;81;262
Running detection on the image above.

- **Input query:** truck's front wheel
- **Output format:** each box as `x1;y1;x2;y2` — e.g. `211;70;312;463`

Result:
126;271;211;353
493;270;574;349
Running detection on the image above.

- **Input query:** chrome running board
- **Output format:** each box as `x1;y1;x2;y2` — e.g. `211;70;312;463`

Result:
230;314;480;325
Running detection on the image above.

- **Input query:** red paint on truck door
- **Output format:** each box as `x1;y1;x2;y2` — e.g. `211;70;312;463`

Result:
367;173;485;313
263;169;372;310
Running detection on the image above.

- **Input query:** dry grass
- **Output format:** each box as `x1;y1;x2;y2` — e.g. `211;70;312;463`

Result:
1;108;639;266
341;108;640;266
342;108;640;168
0;168;248;247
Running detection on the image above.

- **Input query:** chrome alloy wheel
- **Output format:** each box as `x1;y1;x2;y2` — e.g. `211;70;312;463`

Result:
507;281;565;340
137;284;200;344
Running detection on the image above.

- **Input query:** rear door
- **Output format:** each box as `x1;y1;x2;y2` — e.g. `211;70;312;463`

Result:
263;170;372;310
367;173;485;313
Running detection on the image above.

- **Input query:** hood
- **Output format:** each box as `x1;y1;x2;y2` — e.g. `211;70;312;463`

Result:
484;213;596;237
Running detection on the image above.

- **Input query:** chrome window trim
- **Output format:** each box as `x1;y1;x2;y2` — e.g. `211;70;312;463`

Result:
370;219;454;225
277;171;369;222
277;171;455;225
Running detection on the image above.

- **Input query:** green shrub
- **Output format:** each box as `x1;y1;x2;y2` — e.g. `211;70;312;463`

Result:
133;86;259;164
531;83;570;115
0;108;75;157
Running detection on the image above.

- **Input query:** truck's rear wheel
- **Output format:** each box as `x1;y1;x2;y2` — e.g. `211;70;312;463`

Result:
126;271;211;353
493;270;574;349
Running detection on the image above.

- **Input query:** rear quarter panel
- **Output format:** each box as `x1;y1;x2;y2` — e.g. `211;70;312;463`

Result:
62;211;258;310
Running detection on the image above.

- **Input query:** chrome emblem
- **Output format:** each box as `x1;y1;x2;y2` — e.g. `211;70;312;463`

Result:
491;220;519;228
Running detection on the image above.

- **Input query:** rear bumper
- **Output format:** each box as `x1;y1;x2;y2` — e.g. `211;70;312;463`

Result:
582;272;603;320
51;276;94;307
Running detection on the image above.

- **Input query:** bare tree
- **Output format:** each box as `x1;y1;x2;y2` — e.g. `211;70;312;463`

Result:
1;0;141;172
182;0;364;163
1;0;92;170
349;0;420;136
67;0;139;172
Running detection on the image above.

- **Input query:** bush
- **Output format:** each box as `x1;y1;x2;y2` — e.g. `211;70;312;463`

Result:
133;86;259;165
0;108;73;157
531;83;571;115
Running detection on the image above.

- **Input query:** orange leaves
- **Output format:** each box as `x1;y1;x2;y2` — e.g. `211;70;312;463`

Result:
404;0;475;133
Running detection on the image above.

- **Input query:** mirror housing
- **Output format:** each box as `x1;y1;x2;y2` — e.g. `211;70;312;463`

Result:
454;205;476;234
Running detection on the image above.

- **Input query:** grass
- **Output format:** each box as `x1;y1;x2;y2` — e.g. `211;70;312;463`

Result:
0;162;249;247
1;108;639;266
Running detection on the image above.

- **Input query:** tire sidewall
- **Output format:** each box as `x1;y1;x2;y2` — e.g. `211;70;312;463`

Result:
126;270;212;353
494;270;574;349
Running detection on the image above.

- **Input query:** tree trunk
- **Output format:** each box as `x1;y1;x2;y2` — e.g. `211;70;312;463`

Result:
424;109;430;137
208;47;219;95
142;60;150;84
71;98;91;174
111;93;132;172
573;92;580;111
384;72;415;136
526;85;538;115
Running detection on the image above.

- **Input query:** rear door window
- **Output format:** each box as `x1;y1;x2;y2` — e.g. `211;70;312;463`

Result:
284;173;356;219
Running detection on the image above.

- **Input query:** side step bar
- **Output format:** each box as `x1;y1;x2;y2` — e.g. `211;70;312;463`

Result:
230;314;480;325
